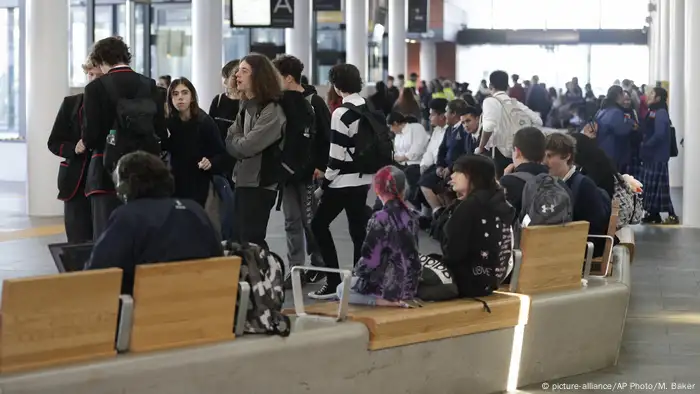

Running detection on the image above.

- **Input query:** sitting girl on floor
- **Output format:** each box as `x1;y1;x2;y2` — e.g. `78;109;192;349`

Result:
336;166;422;307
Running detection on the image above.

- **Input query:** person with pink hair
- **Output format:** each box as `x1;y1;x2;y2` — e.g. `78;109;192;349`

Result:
336;165;422;306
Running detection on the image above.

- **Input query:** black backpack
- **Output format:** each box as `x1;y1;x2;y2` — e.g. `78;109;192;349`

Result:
342;102;394;175
102;76;161;172
277;95;317;183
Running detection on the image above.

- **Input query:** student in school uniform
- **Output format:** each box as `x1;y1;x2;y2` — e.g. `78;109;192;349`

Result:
82;37;167;240
47;58;104;243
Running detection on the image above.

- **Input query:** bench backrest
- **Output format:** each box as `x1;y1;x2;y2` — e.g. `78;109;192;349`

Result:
129;256;241;353
513;221;590;294
0;269;122;373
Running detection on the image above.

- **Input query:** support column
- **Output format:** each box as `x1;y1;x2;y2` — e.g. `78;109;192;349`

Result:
285;0;312;80
192;0;223;106
668;0;684;188
346;0;368;82
387;0;406;78
683;0;700;226
26;0;68;216
648;20;657;84
419;41;436;83
658;0;670;81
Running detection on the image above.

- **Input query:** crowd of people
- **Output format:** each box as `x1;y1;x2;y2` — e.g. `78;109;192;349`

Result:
48;35;676;307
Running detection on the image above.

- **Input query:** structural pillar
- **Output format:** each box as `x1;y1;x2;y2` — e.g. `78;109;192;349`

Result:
387;0;406;78
683;0;700;226
658;0;670;82
346;0;368;82
25;0;68;216
668;0;684;188
192;0;223;106
648;20;657;85
419;41;436;83
285;0;312;80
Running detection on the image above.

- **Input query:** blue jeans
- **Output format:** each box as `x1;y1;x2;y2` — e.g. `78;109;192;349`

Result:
336;277;378;306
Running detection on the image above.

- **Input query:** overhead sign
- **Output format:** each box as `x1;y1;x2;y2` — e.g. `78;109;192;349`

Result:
229;0;294;28
314;0;341;12
407;0;429;33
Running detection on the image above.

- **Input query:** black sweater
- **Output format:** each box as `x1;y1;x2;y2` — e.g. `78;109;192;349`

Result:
303;85;332;172
164;110;229;206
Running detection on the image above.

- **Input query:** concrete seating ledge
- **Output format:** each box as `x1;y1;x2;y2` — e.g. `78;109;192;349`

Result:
0;242;631;394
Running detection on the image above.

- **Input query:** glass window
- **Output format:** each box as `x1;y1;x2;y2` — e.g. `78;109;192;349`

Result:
544;0;601;29
317;27;343;51
250;28;284;45
69;4;88;86
0;7;19;139
600;0;647;29
151;3;192;80
590;45;648;95
94;5;114;41
491;0;548;29
223;28;249;63
463;0;494;29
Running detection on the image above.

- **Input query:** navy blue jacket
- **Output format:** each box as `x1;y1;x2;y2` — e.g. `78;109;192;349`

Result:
85;198;223;294
567;171;611;256
595;106;634;170
436;123;467;169
640;105;671;164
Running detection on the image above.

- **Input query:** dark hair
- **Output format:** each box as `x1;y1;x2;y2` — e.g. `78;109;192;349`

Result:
159;75;172;86
114;151;175;201
396;87;421;116
300;75;309;85
387;75;395;81
549;87;558;99
447;99;470;117
545;133;577;165
273;54;304;84
387;111;407;124
398;74;405;79
489;70;509;92
329;64;363;94
221;59;239;78
452;155;498;193
240;53;283;102
166;77;200;118
602;85;624;109
409;72;418;79
89;36;132;67
513;127;546;162
463;94;478;108
653;87;668;104
428;98;448;114
512;74;520;82
462;104;482;118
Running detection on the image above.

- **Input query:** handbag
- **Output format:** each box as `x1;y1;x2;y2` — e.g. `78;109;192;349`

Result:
669;125;679;158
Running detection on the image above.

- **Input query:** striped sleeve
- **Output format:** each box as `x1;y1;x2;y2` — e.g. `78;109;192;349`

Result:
323;107;361;186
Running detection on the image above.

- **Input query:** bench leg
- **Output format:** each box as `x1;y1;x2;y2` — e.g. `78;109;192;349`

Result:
291;266;352;321
508;249;523;293
235;281;250;337
115;294;134;353
583;241;594;281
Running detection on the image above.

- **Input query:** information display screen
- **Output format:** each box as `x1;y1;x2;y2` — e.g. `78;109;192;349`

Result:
231;0;272;27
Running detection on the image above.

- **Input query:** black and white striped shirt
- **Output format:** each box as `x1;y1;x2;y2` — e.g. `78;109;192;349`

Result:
324;93;373;188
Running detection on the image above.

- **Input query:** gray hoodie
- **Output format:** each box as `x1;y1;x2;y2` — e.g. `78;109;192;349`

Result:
226;99;286;188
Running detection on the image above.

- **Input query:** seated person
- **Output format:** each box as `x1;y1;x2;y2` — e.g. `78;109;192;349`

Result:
459;104;482;154
387;112;430;203
419;98;470;222
570;128;617;198
337;166;421;306
85;151;223;294
415;98;448;216
436;155;515;298
500;127;549;219
544;133;612;256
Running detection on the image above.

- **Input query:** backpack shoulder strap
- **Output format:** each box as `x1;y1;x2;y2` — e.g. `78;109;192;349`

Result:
509;172;536;183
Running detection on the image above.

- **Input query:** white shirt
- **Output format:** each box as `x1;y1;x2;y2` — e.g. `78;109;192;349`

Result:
482;91;543;157
420;125;447;168
394;123;430;166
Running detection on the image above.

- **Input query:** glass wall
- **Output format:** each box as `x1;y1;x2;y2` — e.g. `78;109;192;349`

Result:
151;2;192;79
456;44;649;97
0;6;19;139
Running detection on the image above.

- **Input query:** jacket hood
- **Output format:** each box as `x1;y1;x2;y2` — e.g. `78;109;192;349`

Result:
279;90;315;127
302;84;318;97
472;188;515;224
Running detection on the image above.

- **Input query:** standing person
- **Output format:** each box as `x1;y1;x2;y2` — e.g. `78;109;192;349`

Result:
393;87;423;120
369;81;393;116
595;85;635;172
82;36;167;240
386;76;400;105
164;77;229;208
622;90;642;179
208;60;240;187
327;85;343;113
508;74;526;103
157;75;171;89
309;64;373;299
47;58;104;243
640;87;679;224
225;53;286;248
272;55;330;283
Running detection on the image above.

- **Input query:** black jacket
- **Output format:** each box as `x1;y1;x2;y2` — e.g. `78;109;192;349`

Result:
571;133;617;198
303;85;332;173
500;162;550;220
82;67;167;194
566;171;611;254
164;110;229;207
441;188;515;298
85;198;223;295
47;94;89;201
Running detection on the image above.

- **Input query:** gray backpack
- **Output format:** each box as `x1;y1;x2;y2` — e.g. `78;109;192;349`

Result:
512;172;574;225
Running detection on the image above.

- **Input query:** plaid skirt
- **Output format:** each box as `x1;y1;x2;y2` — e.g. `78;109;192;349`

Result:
641;161;675;214
620;157;643;181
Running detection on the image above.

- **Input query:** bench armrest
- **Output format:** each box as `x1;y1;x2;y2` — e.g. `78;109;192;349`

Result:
587;235;615;276
235;281;250;337
508;249;523;293
115;294;134;353
583;241;594;280
291;266;352;321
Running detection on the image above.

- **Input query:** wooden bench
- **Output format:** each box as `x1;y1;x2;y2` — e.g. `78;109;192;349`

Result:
298;293;523;350
0;269;122;373
510;221;590;294
125;256;241;353
616;226;636;263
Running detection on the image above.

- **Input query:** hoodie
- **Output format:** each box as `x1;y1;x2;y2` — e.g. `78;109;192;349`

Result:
303;84;332;173
277;90;318;182
440;188;515;298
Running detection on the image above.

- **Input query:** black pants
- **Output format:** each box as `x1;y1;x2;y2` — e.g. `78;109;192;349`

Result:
311;185;370;286
64;193;93;244
231;187;277;249
91;193;121;241
493;148;514;179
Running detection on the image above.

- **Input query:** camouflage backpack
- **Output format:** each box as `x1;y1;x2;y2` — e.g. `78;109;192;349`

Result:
223;241;290;336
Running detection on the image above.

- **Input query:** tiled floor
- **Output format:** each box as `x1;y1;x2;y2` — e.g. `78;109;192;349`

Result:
0;182;698;393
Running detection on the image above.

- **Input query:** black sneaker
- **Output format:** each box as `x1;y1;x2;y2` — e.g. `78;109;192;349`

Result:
308;283;338;300
642;213;662;224
418;216;432;230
